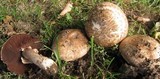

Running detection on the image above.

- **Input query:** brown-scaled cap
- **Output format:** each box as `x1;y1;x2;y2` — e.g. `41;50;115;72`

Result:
52;29;90;61
1;34;42;75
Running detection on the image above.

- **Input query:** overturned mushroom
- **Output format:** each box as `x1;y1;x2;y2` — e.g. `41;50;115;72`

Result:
119;35;160;67
52;29;90;61
1;34;57;75
85;2;128;47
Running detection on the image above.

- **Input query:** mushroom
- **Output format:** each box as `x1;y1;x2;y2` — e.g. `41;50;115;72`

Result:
119;35;160;67
1;34;57;75
52;29;90;61
85;2;128;47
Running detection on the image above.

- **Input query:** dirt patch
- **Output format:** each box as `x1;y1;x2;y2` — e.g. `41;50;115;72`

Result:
119;59;160;79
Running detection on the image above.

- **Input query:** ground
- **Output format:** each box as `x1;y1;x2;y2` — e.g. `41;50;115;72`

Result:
0;0;160;79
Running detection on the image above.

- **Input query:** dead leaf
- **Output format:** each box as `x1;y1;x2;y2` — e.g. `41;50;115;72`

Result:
59;1;73;17
2;15;16;36
6;24;14;32
123;0;132;3
133;15;151;24
3;15;13;24
5;24;16;35
51;1;73;25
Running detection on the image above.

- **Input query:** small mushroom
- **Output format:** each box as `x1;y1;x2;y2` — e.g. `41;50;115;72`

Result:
119;35;160;66
85;2;128;47
52;29;90;61
1;34;57;75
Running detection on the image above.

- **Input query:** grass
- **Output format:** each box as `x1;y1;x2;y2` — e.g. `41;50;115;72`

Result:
90;36;94;66
0;0;160;79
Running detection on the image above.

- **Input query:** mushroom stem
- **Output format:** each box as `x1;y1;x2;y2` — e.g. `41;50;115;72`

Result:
21;47;57;75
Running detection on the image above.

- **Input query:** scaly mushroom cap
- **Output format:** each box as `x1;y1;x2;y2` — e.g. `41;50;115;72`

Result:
85;2;128;47
119;35;160;66
1;34;42;75
52;29;90;61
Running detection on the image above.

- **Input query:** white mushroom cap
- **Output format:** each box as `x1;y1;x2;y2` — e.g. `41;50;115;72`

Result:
119;35;160;66
52;29;90;61
85;2;128;47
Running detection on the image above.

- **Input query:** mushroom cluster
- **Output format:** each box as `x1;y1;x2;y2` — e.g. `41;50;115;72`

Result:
0;29;90;75
0;1;129;76
84;1;160;78
2;1;159;78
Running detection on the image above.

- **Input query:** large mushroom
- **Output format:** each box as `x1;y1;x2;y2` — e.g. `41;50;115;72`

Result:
52;29;90;61
85;2;128;47
119;35;160;67
1;34;57;75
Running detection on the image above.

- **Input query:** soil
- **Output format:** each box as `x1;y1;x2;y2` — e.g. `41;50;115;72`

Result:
119;59;160;79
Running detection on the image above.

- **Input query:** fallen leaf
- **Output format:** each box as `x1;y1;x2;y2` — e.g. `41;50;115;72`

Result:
3;15;13;24
51;1;73;25
123;0;132;3
59;1;73;17
2;15;16;36
133;15;151;24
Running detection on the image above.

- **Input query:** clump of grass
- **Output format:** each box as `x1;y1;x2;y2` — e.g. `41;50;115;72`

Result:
0;72;25;79
128;21;147;36
86;36;120;79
